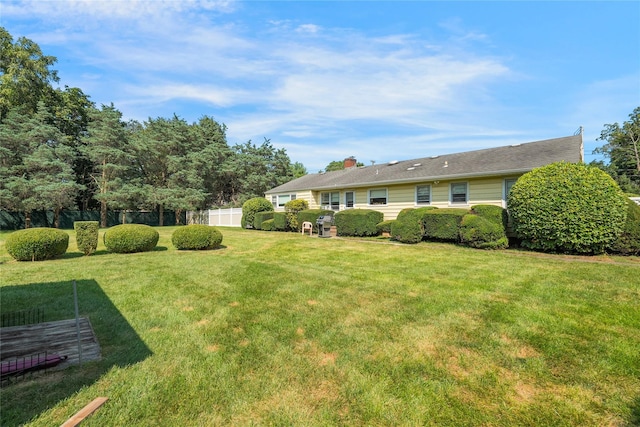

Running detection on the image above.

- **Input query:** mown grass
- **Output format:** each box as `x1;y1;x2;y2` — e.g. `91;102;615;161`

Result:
0;227;639;426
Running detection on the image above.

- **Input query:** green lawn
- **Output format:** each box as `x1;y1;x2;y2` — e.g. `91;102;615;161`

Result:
1;227;639;426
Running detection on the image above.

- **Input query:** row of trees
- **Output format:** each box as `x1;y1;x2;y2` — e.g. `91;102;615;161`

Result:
0;27;306;227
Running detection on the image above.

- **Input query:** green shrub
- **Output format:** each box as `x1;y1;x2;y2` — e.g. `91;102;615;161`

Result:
376;220;395;234
171;225;223;250
241;197;274;229
391;207;438;244
74;221;99;256
285;199;309;231
334;209;383;237
261;219;275;231
297;209;334;233
103;224;159;253
508;162;627;254
608;198;640;255
5;227;69;261
423;208;468;242
272;212;287;231
254;211;275;230
471;205;508;228
459;214;508;249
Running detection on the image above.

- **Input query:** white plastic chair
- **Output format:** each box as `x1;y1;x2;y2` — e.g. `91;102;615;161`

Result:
301;221;313;236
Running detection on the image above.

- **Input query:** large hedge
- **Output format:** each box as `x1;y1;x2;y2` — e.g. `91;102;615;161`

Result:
334;209;383;237
172;225;223;250
508;162;627;254
103;224;159;253
608;198;640;255
423;208;468;241
391;207;438;243
241;197;274;229
254;211;275;230
5;228;69;261
272;212;288;231
459;214;508;249
74;221;99;256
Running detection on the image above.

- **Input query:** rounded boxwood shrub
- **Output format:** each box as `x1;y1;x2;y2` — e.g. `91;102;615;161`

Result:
459;214;508;249
172;225;223;250
423;208;468;242
391;207;437;243
508;162;627;254
103;224;159;253
608;198;640;255
254;211;275;230
261;219;275;231
5;227;69;261
376;220;395;234
74;221;99;256
241;197;274;229
334;209;383;237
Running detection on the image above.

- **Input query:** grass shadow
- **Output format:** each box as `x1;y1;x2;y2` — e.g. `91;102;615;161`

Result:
0;279;152;425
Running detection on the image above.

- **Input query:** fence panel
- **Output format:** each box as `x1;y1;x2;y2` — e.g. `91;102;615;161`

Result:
187;208;242;227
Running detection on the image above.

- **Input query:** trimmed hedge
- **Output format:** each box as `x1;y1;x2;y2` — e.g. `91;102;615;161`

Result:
284;199;309;231
254;211;275;230
423;208;468;241
241;197;274;229
261;219;275;231
334;209;383;237
391;207;438;244
103;224;159;253
171;225;223;250
508;162;627;254
74;221;99;256
471;205;508;228
5;227;69;261
272;212;287;231
459;214;508;249
608;198;640;255
376;220;395;234
297;209;334;233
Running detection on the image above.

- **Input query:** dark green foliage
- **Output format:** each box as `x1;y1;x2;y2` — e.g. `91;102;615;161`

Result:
508;162;627;254
471;205;508;228
608;198;640;255
254;211;275;230
261;219;275;231
284;199;309;231
391;207;437;243
376;220;394;234
171;225;223;250
272;212;287;231
459;214;509;249
423;208;468;241
297;209;334;233
241;197;274;229
334;209;383;237
103;224;159;253
5;227;69;261
74;221;99;256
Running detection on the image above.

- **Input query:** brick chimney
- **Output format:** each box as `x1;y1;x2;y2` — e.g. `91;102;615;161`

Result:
343;157;357;168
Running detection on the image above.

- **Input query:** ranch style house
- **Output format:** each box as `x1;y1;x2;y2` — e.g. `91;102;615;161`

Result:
265;134;584;220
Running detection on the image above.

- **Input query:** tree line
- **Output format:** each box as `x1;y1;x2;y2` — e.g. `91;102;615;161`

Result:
0;27;306;228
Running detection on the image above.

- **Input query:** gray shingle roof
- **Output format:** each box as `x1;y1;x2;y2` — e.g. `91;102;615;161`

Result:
266;135;583;194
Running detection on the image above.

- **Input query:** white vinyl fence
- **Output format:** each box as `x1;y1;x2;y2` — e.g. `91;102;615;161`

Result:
187;209;243;227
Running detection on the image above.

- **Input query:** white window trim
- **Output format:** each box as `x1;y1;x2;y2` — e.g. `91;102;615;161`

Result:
321;191;340;211
449;182;469;205
415;184;432;205
368;188;388;206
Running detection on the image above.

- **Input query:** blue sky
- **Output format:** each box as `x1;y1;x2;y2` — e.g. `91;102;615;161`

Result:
3;1;639;172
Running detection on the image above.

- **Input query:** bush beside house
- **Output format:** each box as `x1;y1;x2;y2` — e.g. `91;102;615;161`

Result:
508;162;627;254
608;198;640;255
334;209;383;237
423;209;468;242
254;211;275;230
284;199;309;231
241;197;274;229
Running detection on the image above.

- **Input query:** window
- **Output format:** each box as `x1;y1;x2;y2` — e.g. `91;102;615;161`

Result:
276;194;296;208
271;195;277;207
321;192;340;210
504;179;517;198
369;188;387;205
345;191;355;208
416;185;431;205
450;182;468;204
